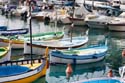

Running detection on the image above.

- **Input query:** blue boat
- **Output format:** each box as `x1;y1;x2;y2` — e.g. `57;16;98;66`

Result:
72;77;124;83
50;45;108;64
0;28;29;36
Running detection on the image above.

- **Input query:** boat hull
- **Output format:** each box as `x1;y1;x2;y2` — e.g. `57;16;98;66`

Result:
50;55;105;64
0;59;47;83
50;45;108;64
0;39;24;49
0;28;29;36
108;24;125;31
24;36;88;55
68;17;85;26
86;21;108;29
0;47;11;63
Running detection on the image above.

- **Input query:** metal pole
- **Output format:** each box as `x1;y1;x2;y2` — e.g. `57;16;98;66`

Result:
29;0;33;66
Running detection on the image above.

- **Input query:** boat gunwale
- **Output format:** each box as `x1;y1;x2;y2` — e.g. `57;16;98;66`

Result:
0;58;46;77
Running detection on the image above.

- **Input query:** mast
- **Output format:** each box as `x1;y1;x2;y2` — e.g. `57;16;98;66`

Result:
70;0;75;42
29;0;33;66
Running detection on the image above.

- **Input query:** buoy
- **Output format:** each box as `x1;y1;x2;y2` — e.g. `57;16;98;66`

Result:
107;69;113;77
122;49;125;57
65;63;73;79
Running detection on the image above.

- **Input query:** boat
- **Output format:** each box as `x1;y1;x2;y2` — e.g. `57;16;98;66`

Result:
0;58;48;83
24;36;88;55
68;6;90;26
85;14;112;29
22;31;64;41
0;36;24;49
71;77;124;83
0;28;29;36
0;44;11;63
49;7;71;24
0;1;47;82
0;31;64;49
108;12;125;31
50;45;108;64
108;17;125;31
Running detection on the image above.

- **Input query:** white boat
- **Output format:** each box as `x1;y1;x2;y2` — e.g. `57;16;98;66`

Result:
49;8;71;24
24;36;88;55
85;14;112;29
50;45;108;64
68;6;90;26
108;18;125;31
108;12;125;31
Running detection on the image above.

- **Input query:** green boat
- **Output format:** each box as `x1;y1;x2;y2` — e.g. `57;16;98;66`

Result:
22;31;64;41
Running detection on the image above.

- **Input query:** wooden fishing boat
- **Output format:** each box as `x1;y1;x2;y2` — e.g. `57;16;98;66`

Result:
71;77;124;83
0;31;64;49
0;28;29;36
0;45;11;63
22;31;64;41
50;45;108;64
0;58;48;83
24;36;88;55
0;36;24;49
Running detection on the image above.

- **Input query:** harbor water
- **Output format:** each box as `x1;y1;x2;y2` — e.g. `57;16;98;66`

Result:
0;15;124;83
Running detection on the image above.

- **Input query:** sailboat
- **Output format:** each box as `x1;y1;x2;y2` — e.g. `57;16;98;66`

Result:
68;0;90;26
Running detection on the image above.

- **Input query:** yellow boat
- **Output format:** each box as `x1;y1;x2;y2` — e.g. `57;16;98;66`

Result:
0;45;11;63
0;58;48;83
0;31;64;49
0;47;49;83
0;36;24;49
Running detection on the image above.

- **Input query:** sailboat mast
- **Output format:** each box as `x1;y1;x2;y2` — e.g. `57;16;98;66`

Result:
29;0;33;66
70;0;75;42
55;6;57;33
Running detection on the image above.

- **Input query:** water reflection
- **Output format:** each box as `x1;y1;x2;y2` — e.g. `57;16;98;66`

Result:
106;31;125;74
88;28;109;45
47;60;106;83
1;14;125;83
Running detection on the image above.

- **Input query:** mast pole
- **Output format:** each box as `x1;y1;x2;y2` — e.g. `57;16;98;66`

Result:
70;0;75;42
29;0;33;66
